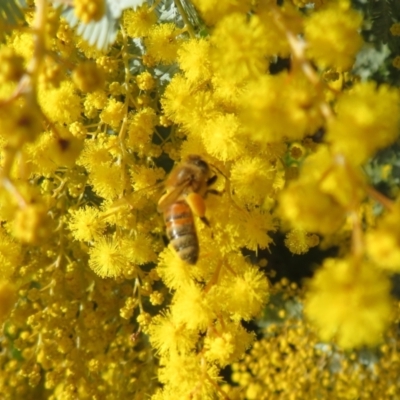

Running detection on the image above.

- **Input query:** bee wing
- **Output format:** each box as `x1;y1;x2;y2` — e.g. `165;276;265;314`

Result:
102;181;164;218
157;178;191;212
129;181;164;199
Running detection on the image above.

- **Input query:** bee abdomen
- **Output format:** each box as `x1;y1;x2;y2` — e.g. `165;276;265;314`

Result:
164;201;199;264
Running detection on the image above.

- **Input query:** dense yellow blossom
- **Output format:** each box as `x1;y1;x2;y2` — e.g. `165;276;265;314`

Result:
178;38;212;83
161;74;194;125
88;236;135;277
204;321;254;366
305;258;392;348
201;113;242;161
230;156;275;205
218;264;270;320
74;0;105;23
68;206;106;242
171;283;215;331
123;4;157;37
136;70;156;91
128;233;158;264
77;135;113;171
284;229;319;255
148;312;198;356
211;13;269;83
38;80;82;125
2;1;400;398
162;74;217;135
231;304;400;400
88;163;126;199
85;89;108;110
0;228;22;279
299;146;367;207
304;2;363;70
100;98;125;129
279;180;346;234
144;23;182;65
130;164;164;192
238;209;276;251
366;205;400;271
127;107;157;151
157;353;221;399
327;82;400;164
8;31;34;62
69;121;87;139
239;72;322;143
157;247;194;289
256;5;299;58
319;162;366;208
367;227;400;271
191;0;252;25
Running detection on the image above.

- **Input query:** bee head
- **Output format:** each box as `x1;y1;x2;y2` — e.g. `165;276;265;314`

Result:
186;155;209;173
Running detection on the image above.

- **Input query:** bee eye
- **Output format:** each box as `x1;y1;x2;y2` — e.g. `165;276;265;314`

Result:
192;158;208;171
186;155;209;172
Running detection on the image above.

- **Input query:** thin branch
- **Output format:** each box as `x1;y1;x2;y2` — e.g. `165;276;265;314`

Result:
174;0;196;38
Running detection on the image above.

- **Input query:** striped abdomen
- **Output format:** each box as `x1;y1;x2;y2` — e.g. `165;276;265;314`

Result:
163;200;199;264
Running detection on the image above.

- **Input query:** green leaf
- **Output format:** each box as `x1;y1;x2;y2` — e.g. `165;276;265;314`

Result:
368;0;393;44
0;0;26;40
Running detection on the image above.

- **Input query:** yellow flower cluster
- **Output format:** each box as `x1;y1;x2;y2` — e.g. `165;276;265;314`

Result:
305;258;392;348
304;3;363;70
0;0;400;398
229;290;400;399
366;203;400;271
327;82;400;164
74;0;105;23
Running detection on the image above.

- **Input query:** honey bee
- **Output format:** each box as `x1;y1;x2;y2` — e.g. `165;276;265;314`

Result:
157;155;218;264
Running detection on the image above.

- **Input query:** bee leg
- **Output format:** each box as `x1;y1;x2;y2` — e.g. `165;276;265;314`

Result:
206;189;224;196
207;175;218;187
200;216;210;227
